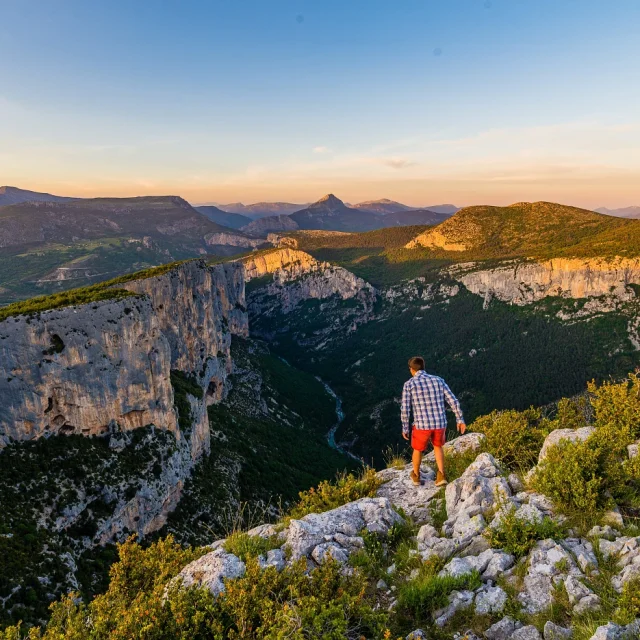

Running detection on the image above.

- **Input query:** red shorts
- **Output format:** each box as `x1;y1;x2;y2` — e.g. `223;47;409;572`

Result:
411;428;446;452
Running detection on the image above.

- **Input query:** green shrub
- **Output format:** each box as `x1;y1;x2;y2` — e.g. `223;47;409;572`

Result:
531;376;640;521
397;561;481;622
287;467;382;520
531;438;607;515
223;532;283;562
471;407;549;470
615;576;640;624
9;542;386;639
484;502;565;558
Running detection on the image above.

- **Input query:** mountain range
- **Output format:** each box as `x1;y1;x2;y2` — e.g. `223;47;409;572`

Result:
596;205;640;219
239;194;451;235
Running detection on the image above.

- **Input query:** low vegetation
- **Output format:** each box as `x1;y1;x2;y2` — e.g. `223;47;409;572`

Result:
484;501;565;558
531;375;640;524
287;467;382;520
0;260;191;322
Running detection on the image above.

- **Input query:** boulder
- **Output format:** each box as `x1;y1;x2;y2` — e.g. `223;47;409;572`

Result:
484;616;521;640
284;496;403;561
573;593;601;615
173;548;246;596
444;453;512;538
543;621;573;639
474;585;507;614
511;627;543;640
434;589;475;626
405;631;427;640
258;548;286;572
561;539;598;573
376;465;439;523
538;427;595;462
588;623;623;640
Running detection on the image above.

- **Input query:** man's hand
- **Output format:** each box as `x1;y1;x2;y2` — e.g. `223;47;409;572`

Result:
402;432;409;441
457;422;466;434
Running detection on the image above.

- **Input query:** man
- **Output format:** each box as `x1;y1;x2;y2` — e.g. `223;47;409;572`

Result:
401;356;466;487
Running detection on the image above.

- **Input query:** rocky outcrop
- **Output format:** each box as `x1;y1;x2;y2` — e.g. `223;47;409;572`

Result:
243;248;376;316
204;231;267;249
241;248;318;281
0;260;248;542
0;260;247;456
451;258;640;307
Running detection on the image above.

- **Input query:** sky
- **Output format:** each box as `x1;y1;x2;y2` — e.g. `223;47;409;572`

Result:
0;0;639;208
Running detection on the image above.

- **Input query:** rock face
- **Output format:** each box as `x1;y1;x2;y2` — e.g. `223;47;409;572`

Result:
242;249;376;316
204;231;267;249
452;258;640;307
0;297;177;446
0;260;248;540
0;260;247;457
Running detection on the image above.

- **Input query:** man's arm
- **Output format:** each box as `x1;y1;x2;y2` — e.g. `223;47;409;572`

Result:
443;381;466;431
401;382;411;437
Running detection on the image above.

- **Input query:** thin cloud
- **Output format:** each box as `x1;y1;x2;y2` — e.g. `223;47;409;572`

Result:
312;146;330;154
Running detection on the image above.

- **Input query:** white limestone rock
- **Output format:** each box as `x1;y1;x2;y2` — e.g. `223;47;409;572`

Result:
258;548;286;572
543;621;573;639
173;548;246;596
284;496;403;561
376;465;438;523
474;585;507;614
434;589;475;626
538;427;595;462
484;616;521;640
511;626;543;640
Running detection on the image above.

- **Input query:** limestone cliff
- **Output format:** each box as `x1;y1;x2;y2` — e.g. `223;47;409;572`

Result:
0;259;248;542
242;249;376;315
452;257;640;307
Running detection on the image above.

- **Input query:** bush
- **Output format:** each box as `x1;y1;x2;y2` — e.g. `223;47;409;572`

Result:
9;551;386;639
531;376;640;520
287;468;382;519
616;576;640;624
223;532;283;562
471;408;549;471
484;502;565;558
397;560;481;623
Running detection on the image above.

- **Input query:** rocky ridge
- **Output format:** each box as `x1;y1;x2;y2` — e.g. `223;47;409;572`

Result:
174;432;640;640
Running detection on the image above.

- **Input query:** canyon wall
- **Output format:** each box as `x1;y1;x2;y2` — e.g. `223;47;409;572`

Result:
0;260;247;454
452;257;640;306
242;249;376;314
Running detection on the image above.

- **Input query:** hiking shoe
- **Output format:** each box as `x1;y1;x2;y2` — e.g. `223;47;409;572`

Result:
410;470;423;486
435;471;448;487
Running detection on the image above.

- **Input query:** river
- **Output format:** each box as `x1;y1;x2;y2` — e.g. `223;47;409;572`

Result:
277;356;359;461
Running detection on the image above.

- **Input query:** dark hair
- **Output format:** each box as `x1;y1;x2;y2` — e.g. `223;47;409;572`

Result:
408;356;425;371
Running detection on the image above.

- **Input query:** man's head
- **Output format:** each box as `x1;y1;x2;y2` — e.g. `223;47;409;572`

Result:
408;356;425;376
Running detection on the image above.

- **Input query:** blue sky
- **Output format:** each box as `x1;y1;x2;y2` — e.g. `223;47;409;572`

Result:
1;0;639;207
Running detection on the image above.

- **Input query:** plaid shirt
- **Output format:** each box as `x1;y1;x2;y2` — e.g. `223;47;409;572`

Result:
401;370;464;435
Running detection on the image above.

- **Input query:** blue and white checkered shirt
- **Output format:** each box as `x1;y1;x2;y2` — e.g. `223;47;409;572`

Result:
401;370;464;435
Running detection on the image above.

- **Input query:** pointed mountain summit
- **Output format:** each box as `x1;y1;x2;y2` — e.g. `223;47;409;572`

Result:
289;195;382;231
306;194;350;214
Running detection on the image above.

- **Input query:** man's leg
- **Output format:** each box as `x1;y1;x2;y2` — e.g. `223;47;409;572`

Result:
433;445;445;475
412;447;422;478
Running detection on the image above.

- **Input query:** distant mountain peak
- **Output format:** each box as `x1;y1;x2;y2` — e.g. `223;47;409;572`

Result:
316;193;343;205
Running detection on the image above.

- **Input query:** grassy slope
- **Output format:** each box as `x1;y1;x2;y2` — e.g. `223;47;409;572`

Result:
292;203;640;287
